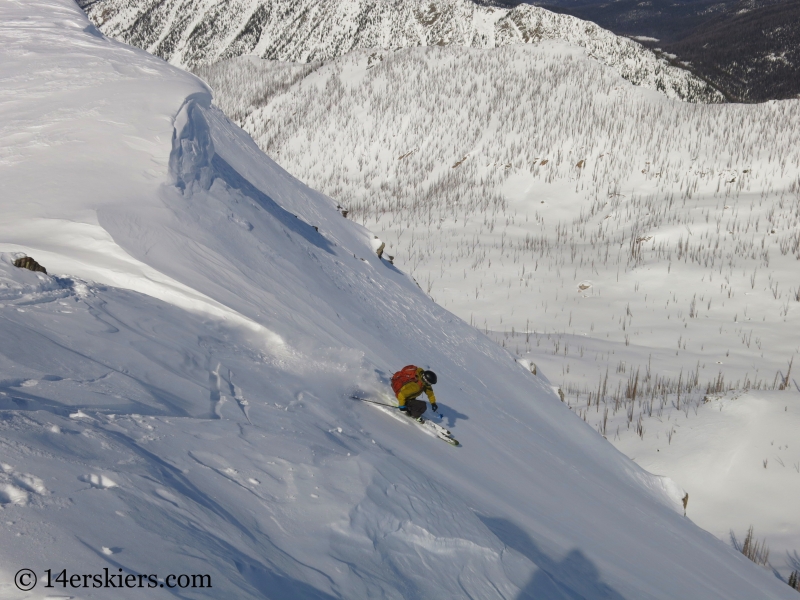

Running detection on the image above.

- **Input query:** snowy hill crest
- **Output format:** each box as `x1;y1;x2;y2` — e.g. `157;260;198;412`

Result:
80;0;723;102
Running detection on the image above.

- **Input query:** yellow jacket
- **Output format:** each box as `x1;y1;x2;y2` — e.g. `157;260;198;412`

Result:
396;367;436;408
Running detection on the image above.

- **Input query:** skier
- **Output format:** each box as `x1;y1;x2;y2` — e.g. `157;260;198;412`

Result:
390;365;438;423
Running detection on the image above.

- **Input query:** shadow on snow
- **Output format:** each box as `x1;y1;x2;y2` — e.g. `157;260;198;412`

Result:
479;516;627;600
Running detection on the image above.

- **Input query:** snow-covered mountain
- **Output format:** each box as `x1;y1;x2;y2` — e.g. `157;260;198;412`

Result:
666;0;800;102
194;45;800;579
1;0;796;598
78;0;723;102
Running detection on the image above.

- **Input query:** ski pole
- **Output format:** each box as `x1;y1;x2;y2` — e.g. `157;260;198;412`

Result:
349;395;397;408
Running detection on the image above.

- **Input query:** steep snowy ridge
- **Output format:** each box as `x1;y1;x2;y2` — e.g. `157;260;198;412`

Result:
0;1;795;599
79;0;723;102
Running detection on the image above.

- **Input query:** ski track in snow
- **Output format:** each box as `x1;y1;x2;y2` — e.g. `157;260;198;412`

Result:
0;1;798;598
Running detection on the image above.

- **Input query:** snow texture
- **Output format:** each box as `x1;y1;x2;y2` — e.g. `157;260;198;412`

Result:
0;0;796;599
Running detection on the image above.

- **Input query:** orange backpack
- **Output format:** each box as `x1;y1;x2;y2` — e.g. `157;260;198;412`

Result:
391;365;420;396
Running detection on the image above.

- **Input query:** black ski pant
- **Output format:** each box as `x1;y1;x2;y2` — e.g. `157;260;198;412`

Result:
404;398;427;418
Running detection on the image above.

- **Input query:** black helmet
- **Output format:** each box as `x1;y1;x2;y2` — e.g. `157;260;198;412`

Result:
422;370;437;385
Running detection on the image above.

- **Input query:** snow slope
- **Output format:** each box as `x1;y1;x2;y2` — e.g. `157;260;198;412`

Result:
79;0;723;102
614;389;800;575
0;1;796;598
194;46;800;578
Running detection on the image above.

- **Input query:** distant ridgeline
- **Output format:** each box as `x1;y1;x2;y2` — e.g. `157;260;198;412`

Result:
532;0;800;102
79;0;723;103
665;0;800;103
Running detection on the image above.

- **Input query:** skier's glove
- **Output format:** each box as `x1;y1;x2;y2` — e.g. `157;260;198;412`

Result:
431;403;438;413
398;405;407;412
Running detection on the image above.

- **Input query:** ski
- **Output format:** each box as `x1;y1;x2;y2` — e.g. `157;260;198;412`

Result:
424;419;452;437
350;394;460;446
433;429;460;446
415;417;460;446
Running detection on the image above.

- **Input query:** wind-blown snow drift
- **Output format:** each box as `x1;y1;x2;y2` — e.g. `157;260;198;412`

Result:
0;1;794;598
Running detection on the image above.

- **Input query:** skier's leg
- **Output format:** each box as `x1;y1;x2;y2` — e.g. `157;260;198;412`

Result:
405;398;427;419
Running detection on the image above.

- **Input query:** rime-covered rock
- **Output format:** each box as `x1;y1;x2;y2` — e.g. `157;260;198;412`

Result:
13;256;47;274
